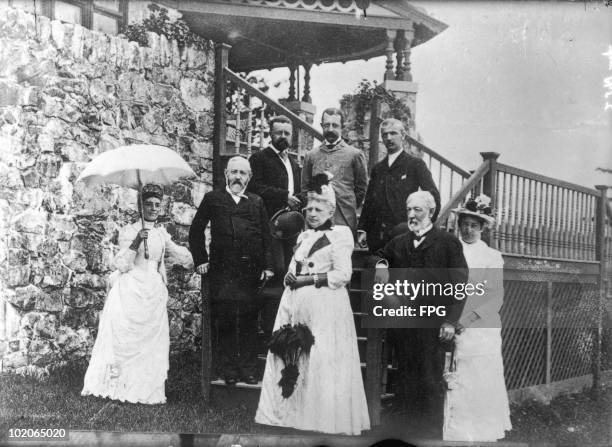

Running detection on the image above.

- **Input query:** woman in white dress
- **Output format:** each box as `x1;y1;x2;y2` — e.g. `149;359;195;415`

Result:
443;195;512;441
81;184;193;404
255;178;370;435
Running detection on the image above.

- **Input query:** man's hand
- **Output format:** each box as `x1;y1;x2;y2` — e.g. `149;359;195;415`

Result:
287;195;301;209
439;322;456;342
196;263;209;275
261;269;274;281
357;231;367;248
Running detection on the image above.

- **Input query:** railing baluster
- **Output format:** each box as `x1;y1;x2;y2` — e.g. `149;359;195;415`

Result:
246;108;253;157
259;105;265;151
234;89;242;154
520;176;527;255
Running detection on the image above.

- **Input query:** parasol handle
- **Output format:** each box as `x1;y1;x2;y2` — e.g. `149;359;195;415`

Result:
137;171;149;260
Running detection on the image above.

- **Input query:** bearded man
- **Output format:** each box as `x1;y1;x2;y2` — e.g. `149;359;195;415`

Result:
374;190;468;437
248;115;302;276
189;156;274;386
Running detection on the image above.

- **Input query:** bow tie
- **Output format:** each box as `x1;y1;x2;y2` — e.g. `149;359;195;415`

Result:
326;141;339;149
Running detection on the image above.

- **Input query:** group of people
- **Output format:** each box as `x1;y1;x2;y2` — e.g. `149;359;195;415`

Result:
80;107;511;441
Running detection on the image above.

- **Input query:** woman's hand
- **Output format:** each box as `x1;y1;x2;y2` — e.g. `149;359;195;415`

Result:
136;229;149;242
130;229;149;251
284;272;297;288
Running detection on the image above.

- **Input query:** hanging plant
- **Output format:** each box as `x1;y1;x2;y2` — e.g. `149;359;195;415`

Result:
341;79;414;134
121;3;209;51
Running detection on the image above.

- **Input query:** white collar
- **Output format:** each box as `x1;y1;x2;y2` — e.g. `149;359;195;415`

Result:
413;223;433;238
270;145;289;158
226;185;248;199
388;149;402;167
325;137;342;148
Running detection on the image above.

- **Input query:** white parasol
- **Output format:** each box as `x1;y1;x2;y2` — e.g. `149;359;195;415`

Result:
76;144;197;258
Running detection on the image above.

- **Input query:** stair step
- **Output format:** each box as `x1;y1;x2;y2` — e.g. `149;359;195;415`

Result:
211;379;261;389
211;379;394;400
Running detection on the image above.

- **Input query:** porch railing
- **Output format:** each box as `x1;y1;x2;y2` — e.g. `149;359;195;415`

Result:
213;43;323;187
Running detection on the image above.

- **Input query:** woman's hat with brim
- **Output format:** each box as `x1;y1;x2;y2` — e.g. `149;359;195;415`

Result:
452;194;495;225
270;207;305;240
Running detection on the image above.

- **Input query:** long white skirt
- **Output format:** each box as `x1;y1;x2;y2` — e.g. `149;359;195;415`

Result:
81;267;169;404
255;284;370;435
443;328;512;441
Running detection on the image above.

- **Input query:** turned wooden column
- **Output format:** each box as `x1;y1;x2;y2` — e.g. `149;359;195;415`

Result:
288;64;297;102
384;29;397;81
302;62;312;103
401;34;413;82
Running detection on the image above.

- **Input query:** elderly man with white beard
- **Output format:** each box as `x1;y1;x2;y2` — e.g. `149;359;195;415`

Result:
373;190;468;438
189;156;274;386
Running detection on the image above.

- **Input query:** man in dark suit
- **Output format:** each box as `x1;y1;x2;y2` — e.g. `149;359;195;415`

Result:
358;118;440;253
189;156;274;386
248;115;302;276
374;190;467;437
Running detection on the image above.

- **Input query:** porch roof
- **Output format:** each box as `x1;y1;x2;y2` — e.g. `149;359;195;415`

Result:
158;0;447;71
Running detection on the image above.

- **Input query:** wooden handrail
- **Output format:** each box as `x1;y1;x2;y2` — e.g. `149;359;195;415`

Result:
497;162;600;196
224;67;324;141
437;160;490;223
407;136;471;179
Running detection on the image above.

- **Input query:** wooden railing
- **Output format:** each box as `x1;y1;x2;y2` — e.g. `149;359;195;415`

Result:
493;163;600;260
406;136;471;209
212;43;323;186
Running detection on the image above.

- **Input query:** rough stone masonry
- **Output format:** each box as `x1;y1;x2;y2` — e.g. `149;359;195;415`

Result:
0;6;215;376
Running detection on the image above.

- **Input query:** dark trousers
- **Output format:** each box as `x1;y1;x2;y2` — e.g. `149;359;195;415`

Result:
392;328;445;435
211;299;260;380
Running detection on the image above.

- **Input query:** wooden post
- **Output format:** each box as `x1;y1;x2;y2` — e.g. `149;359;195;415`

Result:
204;42;231;401
480;152;500;246
395;30;405;80
288;64;297;102
384;29;397;81
593;185;608;392
213;43;230;188
368;97;382;172
546;281;553;385
365;327;383;426
302;62;312;103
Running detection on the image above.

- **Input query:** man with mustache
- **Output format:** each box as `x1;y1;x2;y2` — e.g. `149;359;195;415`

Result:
189;156;274;386
373;190;467;438
358;118;440;253
301;108;368;235
248;115;302;277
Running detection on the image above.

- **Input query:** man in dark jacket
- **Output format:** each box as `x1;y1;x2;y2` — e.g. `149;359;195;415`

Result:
358;118;440;253
247;115;302;277
374;190;467;437
189;156;274;386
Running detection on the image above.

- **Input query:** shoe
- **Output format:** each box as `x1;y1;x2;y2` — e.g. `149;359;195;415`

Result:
225;377;237;386
243;375;258;385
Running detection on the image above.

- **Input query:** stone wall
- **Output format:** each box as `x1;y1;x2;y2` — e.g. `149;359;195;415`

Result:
0;6;215;375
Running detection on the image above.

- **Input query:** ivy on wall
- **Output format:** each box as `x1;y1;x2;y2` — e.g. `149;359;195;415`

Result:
342;79;414;134
121;3;209;50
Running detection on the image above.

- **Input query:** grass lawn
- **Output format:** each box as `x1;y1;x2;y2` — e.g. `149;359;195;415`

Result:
1;350;610;444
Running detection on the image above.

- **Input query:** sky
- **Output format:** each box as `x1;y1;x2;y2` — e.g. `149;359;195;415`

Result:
254;1;612;190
